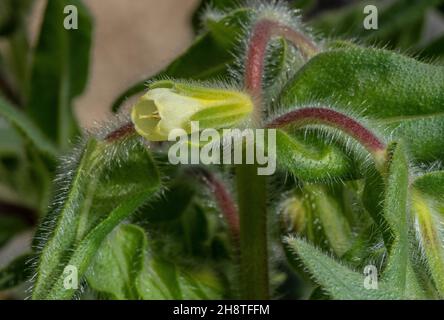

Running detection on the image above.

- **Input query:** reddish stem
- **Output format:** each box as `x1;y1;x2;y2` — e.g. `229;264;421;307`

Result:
194;168;240;244
244;20;273;106
244;19;318;115
105;122;135;142
267;107;386;156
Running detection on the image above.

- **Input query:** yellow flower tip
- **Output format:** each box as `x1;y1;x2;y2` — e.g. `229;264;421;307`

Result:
131;81;254;141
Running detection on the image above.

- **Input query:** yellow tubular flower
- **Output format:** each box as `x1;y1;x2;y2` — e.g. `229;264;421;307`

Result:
131;80;253;141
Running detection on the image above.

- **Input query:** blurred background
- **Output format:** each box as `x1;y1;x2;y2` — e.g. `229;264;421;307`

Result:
23;0;200;128
0;0;200;278
0;0;443;299
75;0;199;128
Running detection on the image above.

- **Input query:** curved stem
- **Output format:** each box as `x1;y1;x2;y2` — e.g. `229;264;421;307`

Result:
194;168;240;244
236;17;318;300
244;19;319;117
267;107;387;164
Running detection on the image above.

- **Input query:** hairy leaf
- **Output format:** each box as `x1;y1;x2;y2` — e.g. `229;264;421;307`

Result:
302;184;353;256
31;136;161;299
86;224;145;299
137;255;224;300
281;47;444;162
275;130;352;181
45;191;158;299
412;171;444;296
192;0;239;32
286;237;400;299
411;190;444;296
380;142;411;296
86;221;224;300
413;171;444;200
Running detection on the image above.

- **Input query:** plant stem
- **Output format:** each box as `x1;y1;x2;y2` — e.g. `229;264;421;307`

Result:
105;122;135;141
194;168;240;244
267;107;387;165
236;163;269;299
245;19;319;117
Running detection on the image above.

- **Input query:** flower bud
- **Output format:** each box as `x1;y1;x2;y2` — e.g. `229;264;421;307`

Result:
131;80;253;141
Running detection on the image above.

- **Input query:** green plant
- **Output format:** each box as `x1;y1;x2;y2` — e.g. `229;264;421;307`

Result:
1;0;444;300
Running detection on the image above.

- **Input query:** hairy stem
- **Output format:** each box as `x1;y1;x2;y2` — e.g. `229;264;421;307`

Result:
194;168;240;244
267;107;386;164
236;164;269;299
235;17;315;300
105;122;135;142
244;19;319;117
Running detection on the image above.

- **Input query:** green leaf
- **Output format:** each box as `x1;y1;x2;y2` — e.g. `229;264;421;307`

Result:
31;138;100;299
411;190;444;296
136;254;224;300
85;221;224;300
312;0;442;49
285;144;419;299
285;237;400;299
302;184;353;257
0;253;34;290
381;143;410;234
412;171;444;296
31;136;161;299
362;168;392;244
280;47;444;162
86;224;145;299
0;96;58;157
281;186;352;256
380;142;410;296
27;0;93;148
275;129;352;181
111;8;250;113
413;171;444;200
192;0;240;32
44;190;158;300
341;224;385;269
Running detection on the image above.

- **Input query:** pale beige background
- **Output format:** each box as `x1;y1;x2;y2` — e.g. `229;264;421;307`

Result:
75;0;200;128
